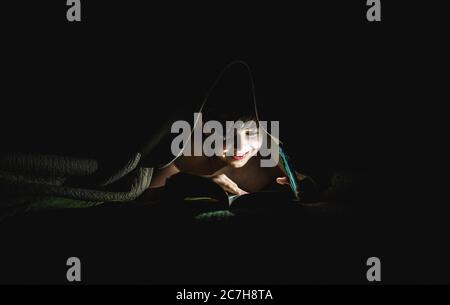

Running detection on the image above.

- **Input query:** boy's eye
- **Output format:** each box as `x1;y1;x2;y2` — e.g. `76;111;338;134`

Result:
246;130;258;137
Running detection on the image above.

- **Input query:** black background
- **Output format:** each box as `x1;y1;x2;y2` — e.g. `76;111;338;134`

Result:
0;2;414;167
1;2;445;172
0;1;449;285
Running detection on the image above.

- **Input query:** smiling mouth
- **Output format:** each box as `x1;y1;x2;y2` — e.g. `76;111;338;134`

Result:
231;151;250;160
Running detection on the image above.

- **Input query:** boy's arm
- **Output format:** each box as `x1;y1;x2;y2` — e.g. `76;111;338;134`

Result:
148;163;180;188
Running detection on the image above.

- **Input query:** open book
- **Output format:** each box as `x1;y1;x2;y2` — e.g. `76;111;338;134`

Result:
181;189;296;210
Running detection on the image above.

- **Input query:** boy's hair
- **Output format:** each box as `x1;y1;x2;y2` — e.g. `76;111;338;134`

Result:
202;108;259;128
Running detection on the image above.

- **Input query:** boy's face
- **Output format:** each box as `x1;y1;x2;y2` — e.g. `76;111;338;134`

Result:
218;120;263;168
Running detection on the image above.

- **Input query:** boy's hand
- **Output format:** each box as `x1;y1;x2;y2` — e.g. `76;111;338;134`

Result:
276;171;306;186
210;173;248;195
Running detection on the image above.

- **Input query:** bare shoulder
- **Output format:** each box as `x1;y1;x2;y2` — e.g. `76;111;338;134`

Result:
149;162;180;188
173;155;216;175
